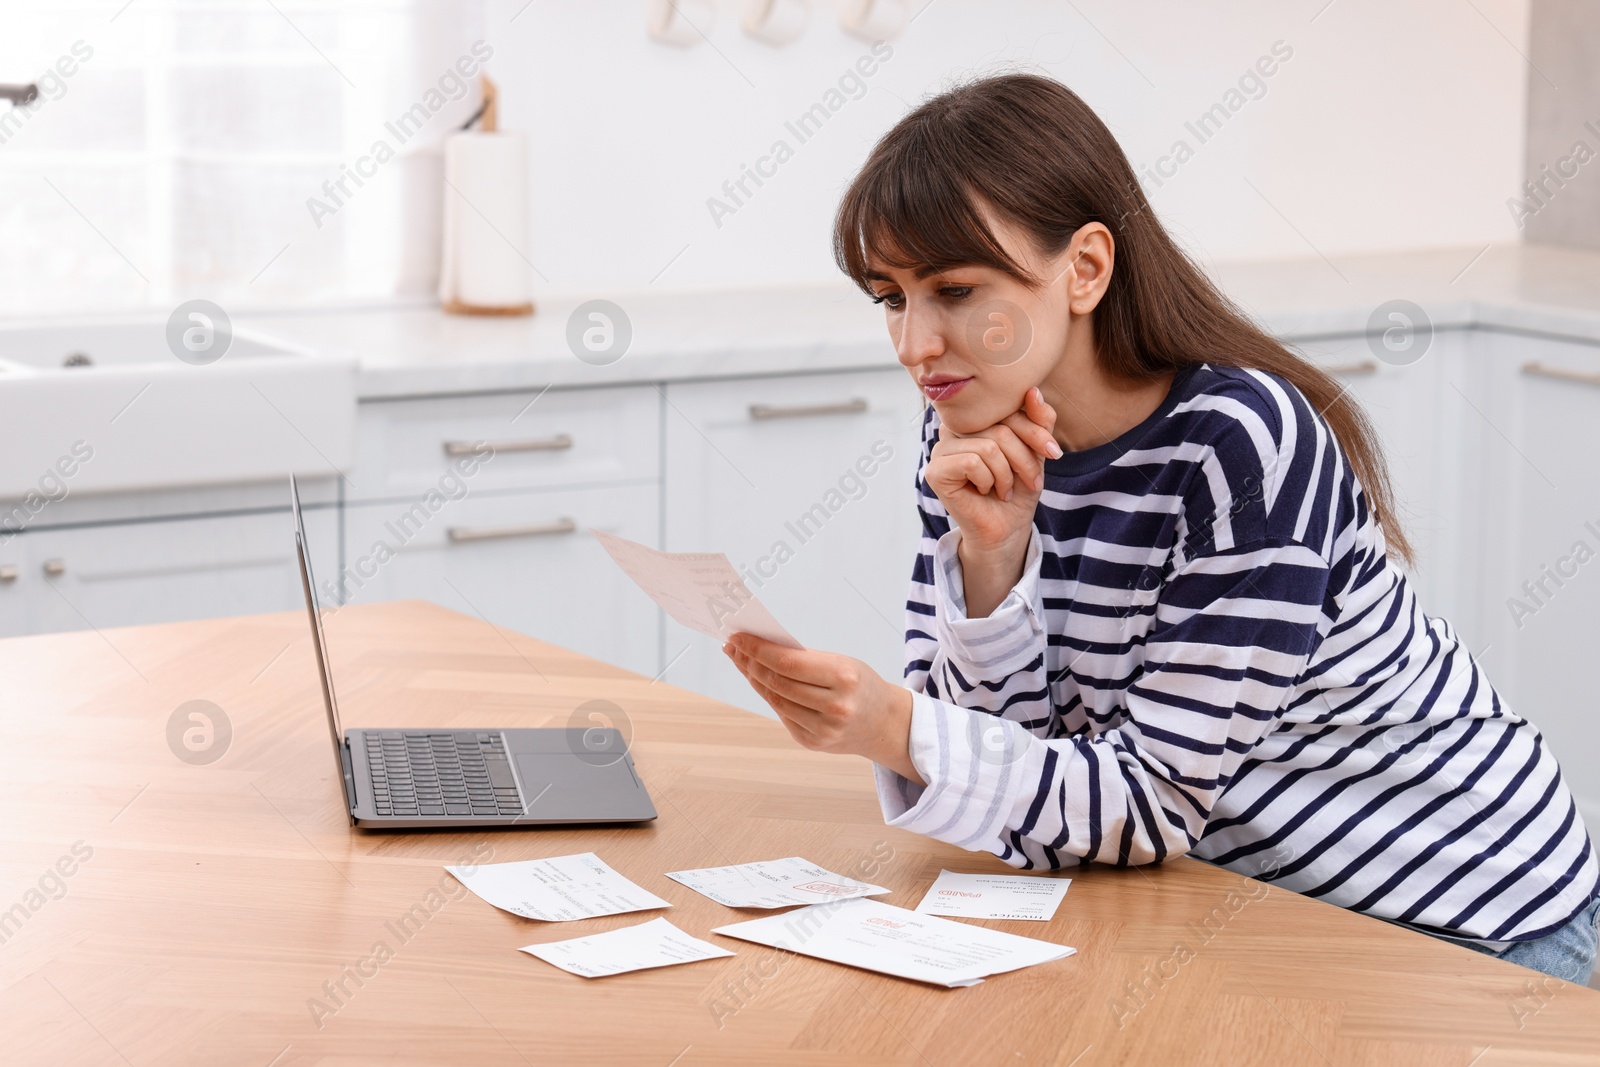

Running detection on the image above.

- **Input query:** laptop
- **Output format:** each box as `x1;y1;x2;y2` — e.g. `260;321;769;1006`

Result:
289;475;658;829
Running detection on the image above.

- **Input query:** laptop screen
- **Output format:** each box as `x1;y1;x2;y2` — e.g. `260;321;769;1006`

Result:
290;474;355;818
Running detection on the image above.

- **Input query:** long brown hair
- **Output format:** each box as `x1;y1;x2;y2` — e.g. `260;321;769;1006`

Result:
833;73;1412;564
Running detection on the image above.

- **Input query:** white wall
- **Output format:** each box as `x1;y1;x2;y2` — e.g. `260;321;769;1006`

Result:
1523;0;1600;251
486;0;1531;296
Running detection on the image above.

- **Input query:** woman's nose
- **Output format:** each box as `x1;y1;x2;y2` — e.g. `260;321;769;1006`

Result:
895;303;945;367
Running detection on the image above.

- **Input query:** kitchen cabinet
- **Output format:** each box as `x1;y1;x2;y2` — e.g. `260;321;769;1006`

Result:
661;368;925;715
1;502;338;639
346;385;660;503
336;382;665;679
338;483;661;678
0;543;19;633
1461;329;1600;820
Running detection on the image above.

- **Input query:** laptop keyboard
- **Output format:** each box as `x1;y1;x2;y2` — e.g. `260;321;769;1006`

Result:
366;731;524;818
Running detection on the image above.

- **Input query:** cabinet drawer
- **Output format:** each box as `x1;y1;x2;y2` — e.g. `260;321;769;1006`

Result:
7;505;339;638
340;484;660;677
349;385;659;502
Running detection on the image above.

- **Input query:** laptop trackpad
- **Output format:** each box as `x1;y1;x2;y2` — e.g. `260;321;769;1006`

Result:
514;752;651;822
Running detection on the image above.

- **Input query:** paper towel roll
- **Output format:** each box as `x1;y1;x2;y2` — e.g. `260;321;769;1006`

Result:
439;130;534;315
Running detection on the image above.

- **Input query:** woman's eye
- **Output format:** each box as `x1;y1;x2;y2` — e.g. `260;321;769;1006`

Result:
871;291;905;311
938;285;975;301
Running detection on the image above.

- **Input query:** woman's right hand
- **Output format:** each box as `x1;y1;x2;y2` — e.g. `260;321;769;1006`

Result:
925;387;1060;616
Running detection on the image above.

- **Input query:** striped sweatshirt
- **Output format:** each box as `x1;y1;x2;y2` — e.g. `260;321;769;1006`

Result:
875;362;1599;946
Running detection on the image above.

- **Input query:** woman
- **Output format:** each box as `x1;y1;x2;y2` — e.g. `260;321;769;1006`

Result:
722;74;1599;984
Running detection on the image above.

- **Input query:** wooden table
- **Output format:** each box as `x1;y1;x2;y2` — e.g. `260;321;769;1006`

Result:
2;600;1596;1066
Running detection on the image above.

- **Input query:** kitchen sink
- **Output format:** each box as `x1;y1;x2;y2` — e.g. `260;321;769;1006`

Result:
0;317;356;499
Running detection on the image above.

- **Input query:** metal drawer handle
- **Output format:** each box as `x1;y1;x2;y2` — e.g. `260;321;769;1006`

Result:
748;398;868;420
1323;359;1379;377
443;434;573;457
1521;361;1600;389
42;558;65;577
0;564;17;583
446;518;578;543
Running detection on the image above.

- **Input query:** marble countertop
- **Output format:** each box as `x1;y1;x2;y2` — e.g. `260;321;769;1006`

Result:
236;243;1600;400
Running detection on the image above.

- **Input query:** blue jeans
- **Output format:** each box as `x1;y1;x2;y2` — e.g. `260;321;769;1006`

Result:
1460;895;1600;986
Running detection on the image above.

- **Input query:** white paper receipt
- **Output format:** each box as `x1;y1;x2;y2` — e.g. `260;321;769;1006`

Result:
915;870;1072;922
520;917;734;978
713;897;1074;988
446;853;671;922
666;857;891;910
592;529;801;648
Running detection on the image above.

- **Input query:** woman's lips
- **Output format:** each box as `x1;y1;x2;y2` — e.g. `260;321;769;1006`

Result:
920;377;972;401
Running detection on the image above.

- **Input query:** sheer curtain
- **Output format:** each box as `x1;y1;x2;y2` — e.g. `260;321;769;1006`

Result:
0;0;486;317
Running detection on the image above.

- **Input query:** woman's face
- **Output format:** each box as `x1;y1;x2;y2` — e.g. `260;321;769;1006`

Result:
866;215;1095;436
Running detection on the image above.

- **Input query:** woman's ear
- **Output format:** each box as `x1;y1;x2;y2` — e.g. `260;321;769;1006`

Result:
1060;222;1114;315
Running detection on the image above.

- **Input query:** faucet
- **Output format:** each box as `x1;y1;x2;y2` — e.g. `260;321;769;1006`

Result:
0;84;39;106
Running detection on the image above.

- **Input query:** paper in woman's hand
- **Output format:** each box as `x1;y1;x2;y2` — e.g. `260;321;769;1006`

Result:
592;529;801;648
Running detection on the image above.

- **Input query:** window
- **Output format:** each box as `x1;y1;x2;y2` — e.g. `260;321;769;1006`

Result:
0;0;487;317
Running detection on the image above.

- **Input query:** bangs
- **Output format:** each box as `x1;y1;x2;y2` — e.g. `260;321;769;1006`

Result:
833;128;1038;292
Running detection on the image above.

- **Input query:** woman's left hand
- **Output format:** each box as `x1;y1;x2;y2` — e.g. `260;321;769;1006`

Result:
722;634;922;785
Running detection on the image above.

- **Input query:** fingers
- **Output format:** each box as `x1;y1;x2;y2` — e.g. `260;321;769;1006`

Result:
773;711;823;750
968;443;1013;500
747;673;823;736
727;644;838;714
1023;385;1058;436
751;676;819;735
1004;390;1063;463
936;425;1012;498
933;435;1015;500
980;422;1045;493
732;657;827;747
725;634;854;691
927;450;997;498
935;398;1059;500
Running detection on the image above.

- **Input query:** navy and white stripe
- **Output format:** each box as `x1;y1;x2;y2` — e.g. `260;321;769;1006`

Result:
875;363;1598;946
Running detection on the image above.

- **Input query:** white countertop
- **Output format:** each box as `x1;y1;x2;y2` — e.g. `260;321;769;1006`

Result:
237;243;1600;401
241;285;893;400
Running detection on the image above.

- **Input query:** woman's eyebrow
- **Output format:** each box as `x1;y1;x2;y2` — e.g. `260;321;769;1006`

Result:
865;265;970;283
917;263;986;279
